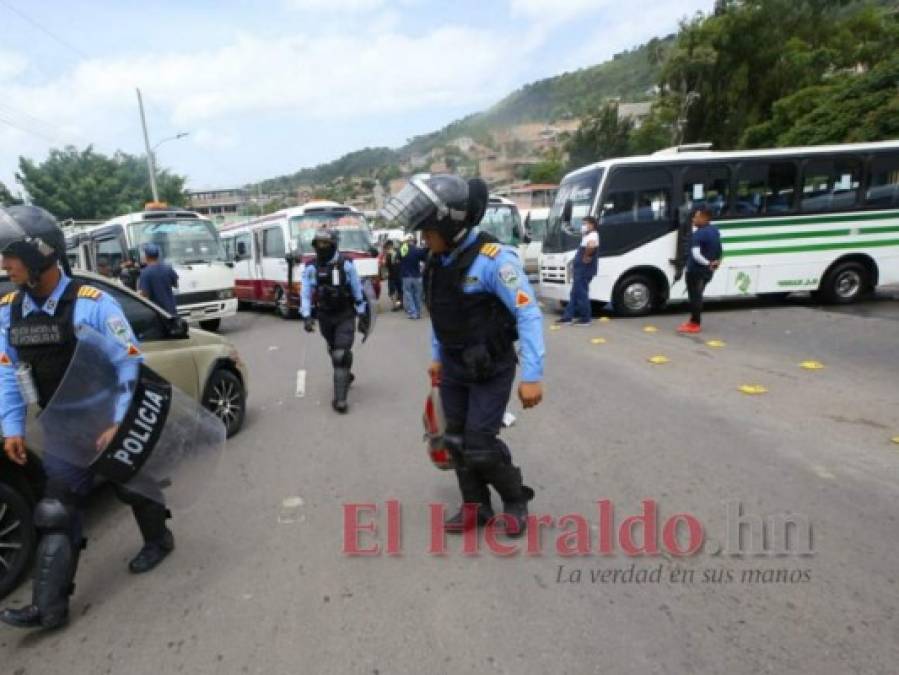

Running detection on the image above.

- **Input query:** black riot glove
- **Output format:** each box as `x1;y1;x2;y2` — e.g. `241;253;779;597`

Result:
304;317;316;333
357;312;370;336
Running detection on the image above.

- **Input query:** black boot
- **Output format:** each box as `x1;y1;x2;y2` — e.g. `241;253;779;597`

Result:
1;500;80;630
445;468;494;533
129;500;174;574
482;464;534;538
332;367;350;413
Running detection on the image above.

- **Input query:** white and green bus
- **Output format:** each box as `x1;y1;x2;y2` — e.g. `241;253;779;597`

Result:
539;141;899;315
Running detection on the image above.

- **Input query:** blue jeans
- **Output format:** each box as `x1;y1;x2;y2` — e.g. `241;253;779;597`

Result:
403;277;423;318
563;270;594;321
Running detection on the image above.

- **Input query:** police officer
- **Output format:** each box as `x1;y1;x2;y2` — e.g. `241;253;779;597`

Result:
0;206;174;630
300;228;370;413
382;174;545;537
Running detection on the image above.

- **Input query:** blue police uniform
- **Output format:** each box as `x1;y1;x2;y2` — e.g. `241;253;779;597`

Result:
426;229;545;531
0;273;141;520
300;252;368;411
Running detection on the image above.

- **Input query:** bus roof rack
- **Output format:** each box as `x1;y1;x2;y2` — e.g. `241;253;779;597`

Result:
652;143;714;155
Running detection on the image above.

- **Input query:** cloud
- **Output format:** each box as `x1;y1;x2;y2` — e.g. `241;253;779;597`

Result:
284;0;386;12
0;51;27;81
508;0;615;24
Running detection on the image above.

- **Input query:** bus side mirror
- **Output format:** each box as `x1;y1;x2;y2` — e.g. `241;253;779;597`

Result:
561;200;573;225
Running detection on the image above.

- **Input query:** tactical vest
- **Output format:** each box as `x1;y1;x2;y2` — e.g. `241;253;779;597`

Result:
315;255;353;314
424;233;517;353
8;281;82;408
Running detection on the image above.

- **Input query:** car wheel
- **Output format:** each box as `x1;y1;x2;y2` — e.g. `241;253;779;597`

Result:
275;287;294;320
820;262;869;305
612;274;656;316
199;318;221;332
203;369;246;438
0;482;35;600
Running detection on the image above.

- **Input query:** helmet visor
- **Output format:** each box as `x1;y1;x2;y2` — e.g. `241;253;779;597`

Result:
0;209;27;255
380;177;448;231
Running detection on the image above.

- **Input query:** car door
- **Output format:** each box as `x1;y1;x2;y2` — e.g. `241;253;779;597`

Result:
86;277;200;399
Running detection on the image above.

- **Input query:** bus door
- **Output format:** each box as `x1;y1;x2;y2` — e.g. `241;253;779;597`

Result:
89;226;128;279
259;224;288;302
231;232;255;302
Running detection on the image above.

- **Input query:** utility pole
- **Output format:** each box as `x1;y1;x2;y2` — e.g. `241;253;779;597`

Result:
136;88;160;202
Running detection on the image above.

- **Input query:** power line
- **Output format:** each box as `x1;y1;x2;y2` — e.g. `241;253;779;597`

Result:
0;0;90;61
0;112;59;143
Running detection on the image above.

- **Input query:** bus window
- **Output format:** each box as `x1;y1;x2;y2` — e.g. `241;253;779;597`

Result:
866;155;899;208
262;227;285;258
480;205;522;245
600;168;672;226
735;162;797;216
235;233;252;260
682;165;730;218
95;237;125;277
222;237;234;261
801;157;861;213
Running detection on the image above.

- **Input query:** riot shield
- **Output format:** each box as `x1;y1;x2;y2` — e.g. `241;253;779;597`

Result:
30;325;225;509
361;279;377;343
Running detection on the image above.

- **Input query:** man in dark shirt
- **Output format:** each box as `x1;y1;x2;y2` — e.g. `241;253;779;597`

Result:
138;243;179;316
678;207;722;334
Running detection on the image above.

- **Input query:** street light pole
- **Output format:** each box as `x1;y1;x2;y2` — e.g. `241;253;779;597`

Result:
136;88;160;202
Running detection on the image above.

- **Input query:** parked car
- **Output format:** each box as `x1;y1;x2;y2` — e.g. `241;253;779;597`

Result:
0;270;249;599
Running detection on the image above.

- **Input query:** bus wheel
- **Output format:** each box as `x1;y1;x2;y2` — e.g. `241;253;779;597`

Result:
820;262;869;304
613;274;656;316
275;288;294;320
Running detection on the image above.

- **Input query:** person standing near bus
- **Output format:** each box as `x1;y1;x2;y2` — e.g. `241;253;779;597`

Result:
138;243;179;316
678;207;722;334
399;234;427;320
301;228;370;413
556;215;599;326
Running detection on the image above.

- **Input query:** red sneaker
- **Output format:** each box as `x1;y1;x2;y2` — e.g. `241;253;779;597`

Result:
677;322;701;334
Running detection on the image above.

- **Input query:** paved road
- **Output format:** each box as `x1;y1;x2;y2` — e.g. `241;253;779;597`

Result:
2;291;898;675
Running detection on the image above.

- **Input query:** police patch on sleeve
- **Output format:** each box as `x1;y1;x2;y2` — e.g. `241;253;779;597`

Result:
106;317;132;345
498;263;519;289
0;352;11;366
515;289;531;308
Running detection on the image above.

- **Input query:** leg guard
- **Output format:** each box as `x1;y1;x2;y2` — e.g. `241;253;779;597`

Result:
465;434;535;538
444;433;493;533
32;498;78;629
331;348;352;412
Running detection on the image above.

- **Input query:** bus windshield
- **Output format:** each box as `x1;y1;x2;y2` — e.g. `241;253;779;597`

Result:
479;204;523;245
129;219;226;264
290;212;373;253
543;168;603;253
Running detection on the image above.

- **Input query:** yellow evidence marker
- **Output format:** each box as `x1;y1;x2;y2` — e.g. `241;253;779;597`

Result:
648;355;670;365
590;337;607;345
706;339;726;348
800;360;825;370
643;326;658;333
739;384;768;395
550;325;562;331
599;317;611;323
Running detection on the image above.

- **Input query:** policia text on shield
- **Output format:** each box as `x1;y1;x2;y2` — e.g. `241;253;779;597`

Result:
0;206;180;630
382;174;545;537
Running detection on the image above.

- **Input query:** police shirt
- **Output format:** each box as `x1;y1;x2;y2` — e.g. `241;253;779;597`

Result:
430;229;545;382
0;273;142;438
300;252;367;319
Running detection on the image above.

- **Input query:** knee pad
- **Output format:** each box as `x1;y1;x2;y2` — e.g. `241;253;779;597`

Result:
443;432;464;463
34;498;73;532
462;431;506;471
331;348;352;368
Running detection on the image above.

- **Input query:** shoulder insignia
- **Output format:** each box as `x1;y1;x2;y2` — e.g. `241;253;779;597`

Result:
0;352;11;366
0;291;18;306
77;286;103;301
480;243;501;259
515;289;531;308
126;343;141;358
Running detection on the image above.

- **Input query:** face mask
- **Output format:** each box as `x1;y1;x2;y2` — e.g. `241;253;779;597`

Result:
581;225;590;235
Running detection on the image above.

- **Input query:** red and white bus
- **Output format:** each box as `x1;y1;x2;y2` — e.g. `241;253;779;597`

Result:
220;201;380;318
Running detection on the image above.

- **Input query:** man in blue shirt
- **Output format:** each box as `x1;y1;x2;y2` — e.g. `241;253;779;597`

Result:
382;174;545;537
398;235;427;319
678;207;723;334
138;243;179;316
300;228;369;413
0;206;174;631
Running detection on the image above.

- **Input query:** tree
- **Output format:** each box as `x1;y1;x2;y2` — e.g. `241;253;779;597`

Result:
0;181;21;206
15;145;186;220
564;102;634;169
528;160;565;184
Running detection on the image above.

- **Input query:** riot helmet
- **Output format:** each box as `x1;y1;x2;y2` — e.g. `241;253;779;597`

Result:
312;227;339;264
0;205;68;284
380;174;489;247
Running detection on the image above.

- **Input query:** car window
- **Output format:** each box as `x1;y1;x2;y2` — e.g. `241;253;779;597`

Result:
83;278;168;342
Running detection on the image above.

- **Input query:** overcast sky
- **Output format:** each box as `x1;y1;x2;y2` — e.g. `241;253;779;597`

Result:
0;0;713;192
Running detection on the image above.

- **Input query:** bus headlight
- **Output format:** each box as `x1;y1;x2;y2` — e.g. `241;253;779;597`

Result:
218;288;235;300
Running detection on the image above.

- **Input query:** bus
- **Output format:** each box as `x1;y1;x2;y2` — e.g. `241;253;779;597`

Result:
220;200;380;318
478;196;542;282
540;141;899;316
65;203;236;331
